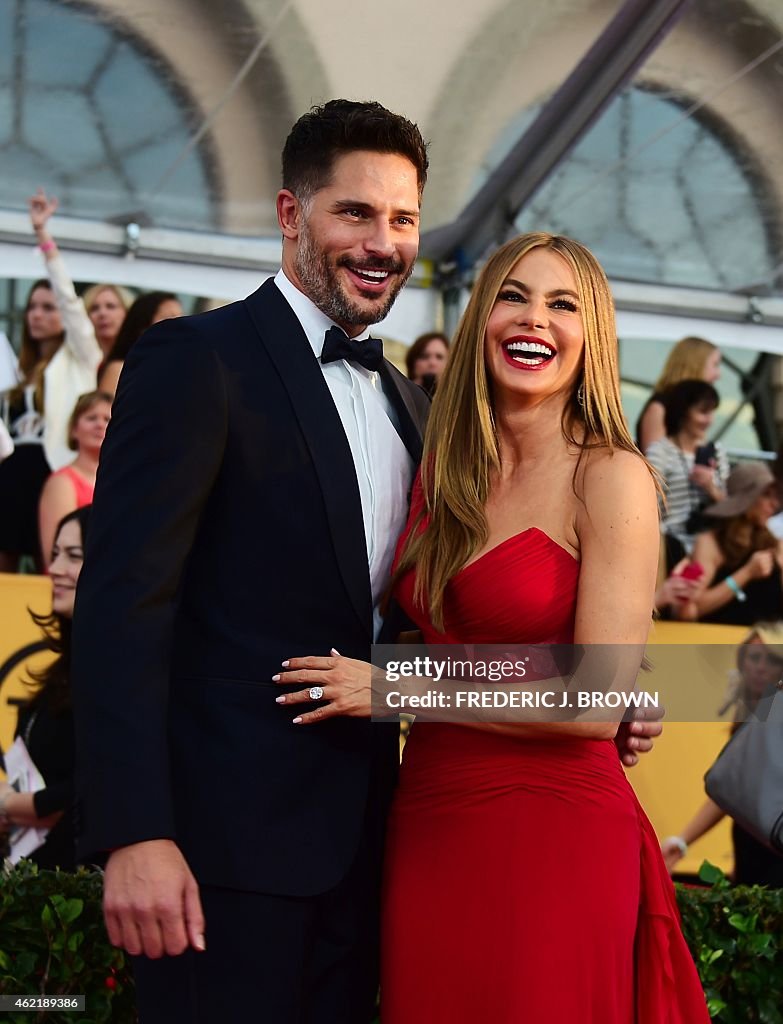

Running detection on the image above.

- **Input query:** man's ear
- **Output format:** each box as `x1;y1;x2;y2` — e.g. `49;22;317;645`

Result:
277;190;300;239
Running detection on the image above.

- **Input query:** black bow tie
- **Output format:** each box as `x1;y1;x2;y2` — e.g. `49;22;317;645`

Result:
321;326;383;372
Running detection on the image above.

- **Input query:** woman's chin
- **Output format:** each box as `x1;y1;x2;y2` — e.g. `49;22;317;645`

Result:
52;596;75;618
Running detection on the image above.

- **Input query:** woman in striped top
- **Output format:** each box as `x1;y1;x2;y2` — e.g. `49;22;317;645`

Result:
646;379;728;568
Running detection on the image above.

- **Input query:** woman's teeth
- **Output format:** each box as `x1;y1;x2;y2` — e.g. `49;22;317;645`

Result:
504;341;555;365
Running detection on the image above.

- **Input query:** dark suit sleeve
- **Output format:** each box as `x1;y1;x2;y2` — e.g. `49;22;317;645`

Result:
72;318;227;855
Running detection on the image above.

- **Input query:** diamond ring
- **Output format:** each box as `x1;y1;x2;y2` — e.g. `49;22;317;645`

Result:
308;686;325;701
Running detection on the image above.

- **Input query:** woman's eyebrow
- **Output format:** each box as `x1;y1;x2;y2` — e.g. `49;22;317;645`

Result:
503;277;579;299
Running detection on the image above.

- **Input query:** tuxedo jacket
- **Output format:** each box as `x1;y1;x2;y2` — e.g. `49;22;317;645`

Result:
72;280;429;896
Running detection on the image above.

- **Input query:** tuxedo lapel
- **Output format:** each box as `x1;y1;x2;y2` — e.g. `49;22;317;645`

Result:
244;281;373;638
377;361;424;464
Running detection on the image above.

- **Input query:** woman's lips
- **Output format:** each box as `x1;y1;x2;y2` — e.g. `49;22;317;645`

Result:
500;338;556;372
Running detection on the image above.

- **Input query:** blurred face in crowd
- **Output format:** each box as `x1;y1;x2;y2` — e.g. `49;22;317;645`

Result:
682;401;714;441
153;298;184;323
739;637;783;699
88;288;125;348
703;348;721;383
71;399;111;453
745;484;779;527
283;150;420;335
412;337;449;384
26;286;63;345
49;519;85;618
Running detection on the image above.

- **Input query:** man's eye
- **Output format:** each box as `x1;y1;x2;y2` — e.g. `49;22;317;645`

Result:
344;208;366;218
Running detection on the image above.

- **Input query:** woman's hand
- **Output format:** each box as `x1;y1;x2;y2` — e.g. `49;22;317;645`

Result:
745;548;775;581
660;837;686;874
29;187;58;232
274;650;374;724
690;461;724;501
689;463;714;489
655;573;700;611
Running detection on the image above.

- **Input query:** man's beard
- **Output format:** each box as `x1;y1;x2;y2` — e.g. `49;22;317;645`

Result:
294;217;414;328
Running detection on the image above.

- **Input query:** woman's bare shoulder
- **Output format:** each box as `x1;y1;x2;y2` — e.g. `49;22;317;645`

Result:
579;446;656;501
571;447;657;553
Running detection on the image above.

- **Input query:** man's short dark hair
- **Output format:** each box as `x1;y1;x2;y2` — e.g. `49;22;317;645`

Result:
663;379;720;436
282;99;429;204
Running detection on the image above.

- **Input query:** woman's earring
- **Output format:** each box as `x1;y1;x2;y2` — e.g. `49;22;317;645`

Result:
577;381;585;408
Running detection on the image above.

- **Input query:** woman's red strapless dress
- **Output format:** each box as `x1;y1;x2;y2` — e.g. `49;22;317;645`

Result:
380;483;710;1023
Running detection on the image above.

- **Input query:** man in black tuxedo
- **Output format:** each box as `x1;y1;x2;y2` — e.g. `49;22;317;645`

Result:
72;100;430;1023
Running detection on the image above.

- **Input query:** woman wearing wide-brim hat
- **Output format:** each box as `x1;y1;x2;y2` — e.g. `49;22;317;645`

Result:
677;460;783;624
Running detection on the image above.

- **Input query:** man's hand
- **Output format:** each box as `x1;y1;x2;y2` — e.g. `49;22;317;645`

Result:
615;704;664;767
103;839;205;958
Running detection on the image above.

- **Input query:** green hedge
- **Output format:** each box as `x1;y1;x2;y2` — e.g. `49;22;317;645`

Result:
0;861;134;1024
678;863;783;1022
1;860;781;1022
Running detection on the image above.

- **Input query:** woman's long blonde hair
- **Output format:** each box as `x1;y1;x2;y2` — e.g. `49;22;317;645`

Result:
396;232;641;631
655;336;717;392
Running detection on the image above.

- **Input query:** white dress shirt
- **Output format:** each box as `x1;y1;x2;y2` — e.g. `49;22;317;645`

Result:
274;270;414;638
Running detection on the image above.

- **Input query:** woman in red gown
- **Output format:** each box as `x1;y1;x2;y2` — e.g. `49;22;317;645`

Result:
283;232;710;1022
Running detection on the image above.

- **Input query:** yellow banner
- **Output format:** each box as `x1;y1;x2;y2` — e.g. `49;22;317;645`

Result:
631;621;748;876
0;573;55;763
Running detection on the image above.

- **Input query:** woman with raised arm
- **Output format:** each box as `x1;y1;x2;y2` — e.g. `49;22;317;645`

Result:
29;188;131;366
